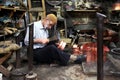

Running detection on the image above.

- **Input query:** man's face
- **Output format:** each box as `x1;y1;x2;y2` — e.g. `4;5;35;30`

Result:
44;19;54;29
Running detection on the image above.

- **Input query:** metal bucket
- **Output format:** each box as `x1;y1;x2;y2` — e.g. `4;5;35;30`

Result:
108;48;120;71
110;48;120;59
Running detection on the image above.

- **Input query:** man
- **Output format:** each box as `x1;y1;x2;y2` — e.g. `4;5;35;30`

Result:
24;13;86;66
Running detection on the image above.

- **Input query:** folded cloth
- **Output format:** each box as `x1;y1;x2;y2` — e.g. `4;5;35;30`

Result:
0;43;21;54
0;41;12;45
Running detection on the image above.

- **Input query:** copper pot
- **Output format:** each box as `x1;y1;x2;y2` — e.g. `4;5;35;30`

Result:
80;42;110;62
94;28;117;41
94;29;108;37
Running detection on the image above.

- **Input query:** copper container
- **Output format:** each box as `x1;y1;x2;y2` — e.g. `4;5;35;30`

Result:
80;42;110;62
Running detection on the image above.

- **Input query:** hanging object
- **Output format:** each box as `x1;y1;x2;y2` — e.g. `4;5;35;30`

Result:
46;0;64;19
46;0;63;6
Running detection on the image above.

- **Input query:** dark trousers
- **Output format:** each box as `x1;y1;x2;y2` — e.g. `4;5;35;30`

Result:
33;45;70;66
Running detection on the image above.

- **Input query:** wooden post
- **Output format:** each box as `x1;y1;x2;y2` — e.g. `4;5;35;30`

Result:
41;0;46;18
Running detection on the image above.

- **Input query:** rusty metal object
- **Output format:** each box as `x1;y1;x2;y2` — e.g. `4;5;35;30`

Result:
110;48;120;59
10;67;28;80
28;23;34;71
96;12;106;80
108;53;120;71
94;28;118;41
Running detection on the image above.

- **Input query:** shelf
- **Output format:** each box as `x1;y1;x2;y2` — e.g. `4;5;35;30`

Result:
0;6;26;12
66;9;99;18
29;7;43;12
0;6;26;20
0;28;25;38
109;22;120;26
111;10;120;12
66;10;98;12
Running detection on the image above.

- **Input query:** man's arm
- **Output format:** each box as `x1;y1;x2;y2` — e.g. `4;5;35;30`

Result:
34;38;49;44
24;27;29;46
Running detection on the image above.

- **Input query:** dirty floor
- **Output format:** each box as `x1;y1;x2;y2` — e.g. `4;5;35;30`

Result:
3;47;120;80
5;59;120;80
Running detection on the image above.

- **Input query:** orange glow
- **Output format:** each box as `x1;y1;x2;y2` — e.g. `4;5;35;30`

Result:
113;3;120;10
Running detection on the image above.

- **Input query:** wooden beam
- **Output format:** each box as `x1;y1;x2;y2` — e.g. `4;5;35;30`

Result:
0;53;12;65
41;0;46;18
0;65;10;77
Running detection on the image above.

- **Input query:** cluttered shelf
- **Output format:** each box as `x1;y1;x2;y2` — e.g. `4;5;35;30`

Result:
0;5;26;38
0;5;27;77
0;6;26;11
0;6;26;20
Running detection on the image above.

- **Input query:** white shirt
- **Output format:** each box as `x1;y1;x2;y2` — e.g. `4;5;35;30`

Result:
24;20;49;49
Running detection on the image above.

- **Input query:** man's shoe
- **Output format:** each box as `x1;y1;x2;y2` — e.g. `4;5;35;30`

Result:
74;54;87;64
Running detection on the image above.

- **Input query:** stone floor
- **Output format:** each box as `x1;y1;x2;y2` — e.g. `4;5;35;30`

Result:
2;47;120;80
4;60;120;80
32;64;120;80
3;62;119;80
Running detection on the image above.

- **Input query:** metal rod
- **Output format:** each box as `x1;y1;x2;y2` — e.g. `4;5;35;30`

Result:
96;12;106;80
28;23;34;70
15;35;21;68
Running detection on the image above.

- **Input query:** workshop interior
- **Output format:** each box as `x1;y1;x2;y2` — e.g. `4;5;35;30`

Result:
0;0;120;80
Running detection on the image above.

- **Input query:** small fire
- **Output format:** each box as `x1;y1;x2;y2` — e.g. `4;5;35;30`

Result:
113;3;120;10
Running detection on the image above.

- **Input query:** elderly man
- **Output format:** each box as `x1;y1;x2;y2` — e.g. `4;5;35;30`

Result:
24;13;86;66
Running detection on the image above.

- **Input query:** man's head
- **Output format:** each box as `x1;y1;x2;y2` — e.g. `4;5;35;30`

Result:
43;14;57;29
